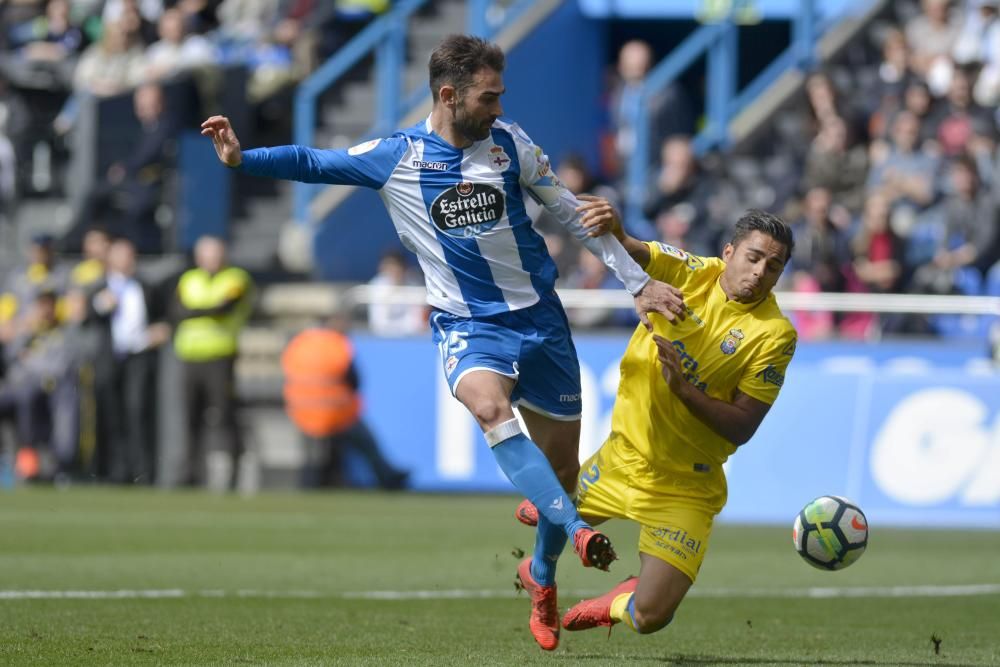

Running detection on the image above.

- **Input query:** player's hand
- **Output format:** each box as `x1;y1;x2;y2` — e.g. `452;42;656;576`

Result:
633;279;685;331
653;334;685;395
200;115;243;167
575;194;624;239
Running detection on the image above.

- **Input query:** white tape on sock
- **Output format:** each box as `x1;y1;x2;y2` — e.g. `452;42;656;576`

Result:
484;418;522;448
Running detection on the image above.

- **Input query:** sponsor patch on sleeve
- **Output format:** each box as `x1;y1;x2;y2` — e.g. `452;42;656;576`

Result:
656;243;688;260
348;139;381;156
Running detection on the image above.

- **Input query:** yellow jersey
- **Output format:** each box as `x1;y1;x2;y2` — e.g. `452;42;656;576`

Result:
607;242;796;504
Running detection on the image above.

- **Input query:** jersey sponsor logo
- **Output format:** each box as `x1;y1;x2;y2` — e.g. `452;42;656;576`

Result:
782;338;797;356
430;182;506;237
487;145;510;171
720;328;745;355
412;159;448;171
671;339;708;392
650;526;703;555
756;364;785;387
347;138;381;156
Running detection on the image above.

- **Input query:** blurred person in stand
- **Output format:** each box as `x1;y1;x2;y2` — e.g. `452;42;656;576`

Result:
142;7;218;82
92;236;169;484
842;191;907;338
804;115;869;213
366;249;426;337
643;136;716;253
911;154;1000;294
0;289;80;481
926;63;997;159
281;313;408;490
867;110;939;228
604;40;695;182
906;0;961;81
60;83;175;253
0;234;67;347
171;236;254;489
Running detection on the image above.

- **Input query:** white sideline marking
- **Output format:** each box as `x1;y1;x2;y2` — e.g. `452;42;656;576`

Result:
2;584;1000;601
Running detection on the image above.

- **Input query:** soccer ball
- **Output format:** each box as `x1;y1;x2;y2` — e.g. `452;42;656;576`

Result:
792;496;868;571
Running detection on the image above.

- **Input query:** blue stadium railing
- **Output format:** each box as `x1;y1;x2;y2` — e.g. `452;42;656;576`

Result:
624;0;875;230
292;0;542;226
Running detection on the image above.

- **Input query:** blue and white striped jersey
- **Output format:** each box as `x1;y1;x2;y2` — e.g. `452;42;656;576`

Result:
239;116;649;317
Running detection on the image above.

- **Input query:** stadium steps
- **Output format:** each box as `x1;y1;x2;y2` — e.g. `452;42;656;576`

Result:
317;0;467;149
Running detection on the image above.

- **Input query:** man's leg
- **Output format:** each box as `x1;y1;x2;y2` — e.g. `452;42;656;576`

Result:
455;370;605;555
518;408;580;587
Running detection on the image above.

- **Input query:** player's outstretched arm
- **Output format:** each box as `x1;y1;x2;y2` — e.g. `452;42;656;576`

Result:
201;115;243;167
653;334;771;445
576;194;650;267
575;194;685;330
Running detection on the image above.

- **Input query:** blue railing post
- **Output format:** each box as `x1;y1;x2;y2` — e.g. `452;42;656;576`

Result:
293;86;316;225
705;19;738;150
794;0;816;68
375;15;405;137
469;0;490;37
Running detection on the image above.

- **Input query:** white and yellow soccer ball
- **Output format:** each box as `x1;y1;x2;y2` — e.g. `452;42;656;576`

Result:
792;496;869;571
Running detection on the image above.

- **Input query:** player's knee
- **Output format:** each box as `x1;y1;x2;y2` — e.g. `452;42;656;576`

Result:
467;398;509;430
632;599;676;634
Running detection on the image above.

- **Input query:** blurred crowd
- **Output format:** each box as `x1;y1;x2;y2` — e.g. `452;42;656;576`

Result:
553;0;1000;338
0;0;390;246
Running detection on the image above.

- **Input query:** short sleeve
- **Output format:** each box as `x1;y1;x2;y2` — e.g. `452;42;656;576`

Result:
643;241;709;288
737;325;797;405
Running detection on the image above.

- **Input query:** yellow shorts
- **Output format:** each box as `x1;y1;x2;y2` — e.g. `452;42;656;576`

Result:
575;441;720;583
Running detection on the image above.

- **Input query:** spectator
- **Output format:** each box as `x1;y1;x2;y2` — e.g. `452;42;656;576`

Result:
281;315;408;490
65;225;113;480
96;237;170;484
790;186;852;293
366;249;426;337
951;0;1000;102
106;0;162;45
560;248;634;329
0;289;79;481
604;39;695;181
0;234;67;345
642;136;716;253
60;83;176;253
851;191;906;294
143;7;217;81
171;236;254;489
71;20;145;98
926;63;997;158
867;110;939;214
804;114;869;213
906;0;960;79
912;154;1000;293
9;0;84;65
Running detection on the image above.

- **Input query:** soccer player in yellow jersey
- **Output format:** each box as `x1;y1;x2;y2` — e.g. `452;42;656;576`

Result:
517;205;797;638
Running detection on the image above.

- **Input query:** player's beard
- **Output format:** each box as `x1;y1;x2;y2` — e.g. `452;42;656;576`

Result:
453;102;492;142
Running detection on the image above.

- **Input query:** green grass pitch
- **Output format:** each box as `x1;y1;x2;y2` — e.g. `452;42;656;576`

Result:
0;488;998;666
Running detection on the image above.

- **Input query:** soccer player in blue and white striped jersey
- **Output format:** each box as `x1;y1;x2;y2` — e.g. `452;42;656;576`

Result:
201;34;686;651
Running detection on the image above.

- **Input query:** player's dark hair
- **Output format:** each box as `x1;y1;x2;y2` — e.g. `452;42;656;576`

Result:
731;209;795;262
429;35;505;102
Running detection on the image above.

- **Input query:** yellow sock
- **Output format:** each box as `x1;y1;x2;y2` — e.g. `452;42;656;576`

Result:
609;592;639;632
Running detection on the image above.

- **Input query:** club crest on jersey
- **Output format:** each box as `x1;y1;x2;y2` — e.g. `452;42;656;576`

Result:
720;328;745;355
488;145;511;171
431;182;505;237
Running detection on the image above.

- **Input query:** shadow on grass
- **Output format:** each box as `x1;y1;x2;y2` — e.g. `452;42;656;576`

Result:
554;654;982;666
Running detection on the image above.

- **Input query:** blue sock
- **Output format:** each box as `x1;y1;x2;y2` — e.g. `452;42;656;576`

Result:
491;433;589;539
530;513;568;586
